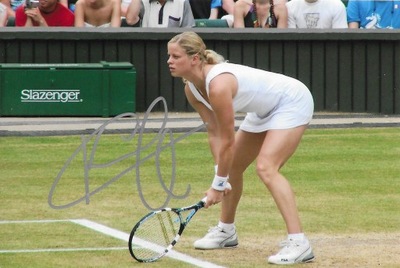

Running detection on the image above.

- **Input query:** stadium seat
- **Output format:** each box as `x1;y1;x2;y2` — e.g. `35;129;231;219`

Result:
194;19;229;28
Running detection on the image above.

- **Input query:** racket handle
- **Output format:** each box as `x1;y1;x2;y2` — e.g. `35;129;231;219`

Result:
202;182;231;202
201;182;231;206
226;182;232;190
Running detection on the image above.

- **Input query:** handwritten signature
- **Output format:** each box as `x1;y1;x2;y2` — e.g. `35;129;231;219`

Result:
48;97;205;211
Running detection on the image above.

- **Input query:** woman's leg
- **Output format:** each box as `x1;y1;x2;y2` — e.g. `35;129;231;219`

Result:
220;129;266;223
194;130;266;249
256;126;314;264
256;125;307;233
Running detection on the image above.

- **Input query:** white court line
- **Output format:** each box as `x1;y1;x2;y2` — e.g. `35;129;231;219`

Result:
72;219;226;268
0;219;225;268
0;219;70;224
0;220;126;254
0;247;127;254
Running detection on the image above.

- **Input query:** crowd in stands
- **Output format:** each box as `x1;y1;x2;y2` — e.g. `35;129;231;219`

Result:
0;0;399;29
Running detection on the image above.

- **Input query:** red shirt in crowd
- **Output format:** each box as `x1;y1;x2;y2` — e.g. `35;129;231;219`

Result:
15;3;74;27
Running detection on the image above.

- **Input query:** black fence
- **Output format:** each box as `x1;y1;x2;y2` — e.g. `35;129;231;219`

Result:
1;28;399;114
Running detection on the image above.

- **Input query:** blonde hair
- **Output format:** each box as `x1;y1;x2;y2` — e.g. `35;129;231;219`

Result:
168;31;225;64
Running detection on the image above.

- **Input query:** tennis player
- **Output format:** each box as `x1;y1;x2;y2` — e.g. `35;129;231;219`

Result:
167;31;314;265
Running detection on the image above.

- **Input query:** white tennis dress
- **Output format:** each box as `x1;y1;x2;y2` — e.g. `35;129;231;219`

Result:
188;62;314;132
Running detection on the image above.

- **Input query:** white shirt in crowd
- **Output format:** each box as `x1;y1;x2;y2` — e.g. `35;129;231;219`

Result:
286;0;348;28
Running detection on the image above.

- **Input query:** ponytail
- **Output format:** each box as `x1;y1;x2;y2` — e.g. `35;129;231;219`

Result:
204;49;225;64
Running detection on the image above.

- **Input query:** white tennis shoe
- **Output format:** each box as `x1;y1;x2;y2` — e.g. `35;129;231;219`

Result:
194;226;238;249
267;238;315;265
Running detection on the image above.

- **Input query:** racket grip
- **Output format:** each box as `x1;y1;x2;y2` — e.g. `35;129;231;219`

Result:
201;182;231;204
226;182;232;190
202;180;232;207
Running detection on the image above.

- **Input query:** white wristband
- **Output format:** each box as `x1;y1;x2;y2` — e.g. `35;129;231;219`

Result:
211;175;228;191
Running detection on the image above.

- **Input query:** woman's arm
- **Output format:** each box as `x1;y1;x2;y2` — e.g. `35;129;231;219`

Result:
348;21;359;28
74;0;85;27
208;73;237;178
59;0;68;7
111;0;121;27
222;0;234;14
209;7;218;19
184;84;220;164
233;0;251;28
185;75;236;207
125;0;141;25
274;1;288;28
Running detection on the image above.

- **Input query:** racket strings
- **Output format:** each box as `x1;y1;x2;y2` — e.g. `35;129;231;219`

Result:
131;210;181;261
179;208;197;225
158;213;176;243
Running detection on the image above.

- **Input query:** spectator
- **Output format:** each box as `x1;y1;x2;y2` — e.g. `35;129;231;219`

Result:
0;0;25;26
11;0;24;10
234;0;288;28
15;0;74;26
222;0;235;14
59;0;68;7
74;0;121;27
125;0;195;27
190;0;235;19
286;0;347;28
121;0;141;26
190;0;221;19
121;0;131;17
64;0;77;11
0;1;7;26
347;0;400;29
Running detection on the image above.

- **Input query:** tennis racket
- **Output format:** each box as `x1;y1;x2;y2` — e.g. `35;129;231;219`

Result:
128;197;207;262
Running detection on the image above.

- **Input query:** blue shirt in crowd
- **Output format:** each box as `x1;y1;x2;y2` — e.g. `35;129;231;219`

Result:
347;0;400;29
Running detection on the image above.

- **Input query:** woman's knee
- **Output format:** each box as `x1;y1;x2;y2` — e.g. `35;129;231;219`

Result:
255;160;280;185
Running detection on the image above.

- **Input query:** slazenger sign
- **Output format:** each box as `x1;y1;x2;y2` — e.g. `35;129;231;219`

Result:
21;89;82;103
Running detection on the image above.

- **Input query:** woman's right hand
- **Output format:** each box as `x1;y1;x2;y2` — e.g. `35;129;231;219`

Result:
204;183;231;208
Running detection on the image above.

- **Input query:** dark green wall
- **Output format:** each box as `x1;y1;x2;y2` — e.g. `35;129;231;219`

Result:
1;28;399;114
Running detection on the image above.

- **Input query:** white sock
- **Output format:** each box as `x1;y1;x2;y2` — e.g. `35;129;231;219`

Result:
218;221;235;233
288;233;305;241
